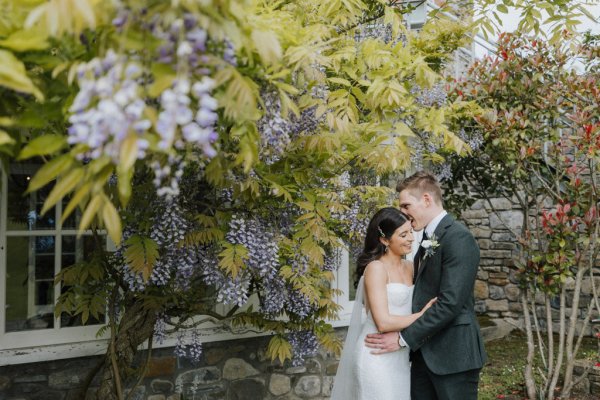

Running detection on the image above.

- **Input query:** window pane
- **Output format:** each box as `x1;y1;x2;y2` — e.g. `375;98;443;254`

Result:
60;235;106;327
5;236;55;332
7;163;55;231
61;235;98;261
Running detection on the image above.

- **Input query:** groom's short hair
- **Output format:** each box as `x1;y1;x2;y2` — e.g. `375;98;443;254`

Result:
396;171;443;205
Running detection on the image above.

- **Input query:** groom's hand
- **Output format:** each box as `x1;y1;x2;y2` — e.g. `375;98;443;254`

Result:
364;331;400;354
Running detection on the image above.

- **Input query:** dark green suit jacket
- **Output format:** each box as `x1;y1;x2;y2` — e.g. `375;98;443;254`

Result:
402;214;487;375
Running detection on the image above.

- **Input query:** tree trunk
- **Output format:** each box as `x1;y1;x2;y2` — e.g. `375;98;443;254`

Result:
547;288;566;400
95;302;158;400
561;266;590;399
522;291;537;400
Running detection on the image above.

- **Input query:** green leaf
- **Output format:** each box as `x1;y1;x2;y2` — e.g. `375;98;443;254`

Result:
0;49;44;100
328;77;352;87
267;335;292;364
115;135;138;206
414;58;438;88
0;29;49;51
124;235;159;281
117;165;133;207
251;29;282;65
119;134;138;172
496;4;509;14
61;182;91;223
18;134;67;160
148;64;176;98
394;122;414;137
218;242;249;278
78;193;104;232
0;129;15;146
216;67;260;121
27;154;75;193
101;195;122;245
0;117;14;127
233;124;259;173
118;28;148;51
41;167;85;215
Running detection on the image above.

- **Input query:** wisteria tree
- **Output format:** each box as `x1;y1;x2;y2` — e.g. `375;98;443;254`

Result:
0;0;592;398
441;33;600;399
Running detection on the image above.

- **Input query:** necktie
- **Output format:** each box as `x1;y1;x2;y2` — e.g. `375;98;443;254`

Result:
414;230;428;281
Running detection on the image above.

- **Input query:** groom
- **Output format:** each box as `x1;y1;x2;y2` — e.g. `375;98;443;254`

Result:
365;171;487;399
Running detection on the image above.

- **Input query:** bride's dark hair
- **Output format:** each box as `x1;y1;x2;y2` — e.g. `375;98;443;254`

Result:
354;207;410;288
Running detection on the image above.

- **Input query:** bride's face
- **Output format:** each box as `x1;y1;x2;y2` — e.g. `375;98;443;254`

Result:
384;220;414;256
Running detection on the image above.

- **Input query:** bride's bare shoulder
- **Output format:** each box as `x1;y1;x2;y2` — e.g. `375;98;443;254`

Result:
365;259;385;270
364;260;387;280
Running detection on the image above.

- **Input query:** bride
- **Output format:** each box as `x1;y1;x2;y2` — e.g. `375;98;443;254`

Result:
331;207;436;400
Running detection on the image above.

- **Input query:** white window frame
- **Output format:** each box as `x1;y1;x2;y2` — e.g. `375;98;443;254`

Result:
0;166;113;364
331;248;354;328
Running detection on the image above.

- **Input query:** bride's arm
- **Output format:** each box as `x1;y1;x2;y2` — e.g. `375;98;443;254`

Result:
364;262;435;333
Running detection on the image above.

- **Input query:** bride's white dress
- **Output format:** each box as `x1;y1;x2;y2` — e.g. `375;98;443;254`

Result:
331;280;413;400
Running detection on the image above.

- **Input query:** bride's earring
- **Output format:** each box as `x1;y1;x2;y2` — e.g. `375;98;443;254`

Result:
384;244;389;253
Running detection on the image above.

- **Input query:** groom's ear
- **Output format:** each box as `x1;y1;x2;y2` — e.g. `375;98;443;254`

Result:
422;192;434;206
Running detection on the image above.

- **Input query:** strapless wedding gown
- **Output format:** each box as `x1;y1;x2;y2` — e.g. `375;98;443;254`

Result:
352;283;413;400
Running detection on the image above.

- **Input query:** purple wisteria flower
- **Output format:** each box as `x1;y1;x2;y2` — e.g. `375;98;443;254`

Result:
174;330;203;364
119;203;197;291
257;89;323;164
67;50;150;163
257;90;292;164
411;83;447;108
150;154;186;201
288;330;319;366
226;214;280;280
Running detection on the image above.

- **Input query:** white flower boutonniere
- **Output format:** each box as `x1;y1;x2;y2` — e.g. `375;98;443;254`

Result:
421;234;440;259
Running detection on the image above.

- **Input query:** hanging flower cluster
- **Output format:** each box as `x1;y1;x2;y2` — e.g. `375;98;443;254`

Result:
257;90;293;164
155;77;219;157
174;330;203;364
68;10;228;180
120;203;197;291
287;330;319;366
67;50;150;162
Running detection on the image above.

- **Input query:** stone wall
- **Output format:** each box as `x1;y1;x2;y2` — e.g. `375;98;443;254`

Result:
461;198;599;335
0;332;343;400
462;198;523;319
574;359;600;396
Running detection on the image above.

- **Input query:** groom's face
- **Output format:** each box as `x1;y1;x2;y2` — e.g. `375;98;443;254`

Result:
398;189;428;231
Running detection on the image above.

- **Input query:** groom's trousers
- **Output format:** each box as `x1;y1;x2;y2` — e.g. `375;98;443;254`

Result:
410;350;481;400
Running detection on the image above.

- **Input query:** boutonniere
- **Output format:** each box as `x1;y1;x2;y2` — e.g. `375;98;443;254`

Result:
421;233;440;259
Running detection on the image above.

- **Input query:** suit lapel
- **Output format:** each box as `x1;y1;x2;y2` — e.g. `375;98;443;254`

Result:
415;214;455;282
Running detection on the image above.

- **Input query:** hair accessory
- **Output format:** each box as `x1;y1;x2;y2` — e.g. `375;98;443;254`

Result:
377;226;385;238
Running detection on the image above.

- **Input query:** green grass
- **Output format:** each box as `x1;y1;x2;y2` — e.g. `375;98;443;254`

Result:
479;330;598;400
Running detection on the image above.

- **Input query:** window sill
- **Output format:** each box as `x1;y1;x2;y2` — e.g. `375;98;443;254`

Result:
1;311;354;366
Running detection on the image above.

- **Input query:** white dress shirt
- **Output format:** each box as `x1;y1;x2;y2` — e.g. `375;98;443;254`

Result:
423;210;448;238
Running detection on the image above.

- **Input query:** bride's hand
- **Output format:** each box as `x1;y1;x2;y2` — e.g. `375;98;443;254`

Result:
420;297;437;314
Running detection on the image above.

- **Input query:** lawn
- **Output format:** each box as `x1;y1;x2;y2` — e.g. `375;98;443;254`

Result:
479;330;598;400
